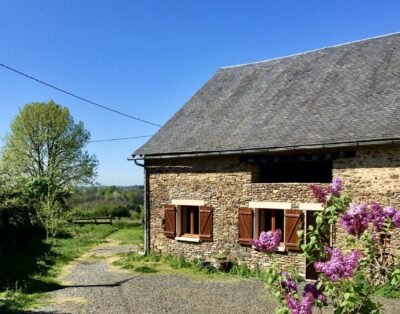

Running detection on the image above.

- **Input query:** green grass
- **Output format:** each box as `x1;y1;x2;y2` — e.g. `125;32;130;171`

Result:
107;224;143;246
112;252;265;282
375;283;400;298
0;223;143;312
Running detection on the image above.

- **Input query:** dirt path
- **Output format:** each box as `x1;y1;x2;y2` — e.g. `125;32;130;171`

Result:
33;241;275;314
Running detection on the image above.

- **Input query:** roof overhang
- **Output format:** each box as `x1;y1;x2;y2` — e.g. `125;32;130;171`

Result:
129;138;400;161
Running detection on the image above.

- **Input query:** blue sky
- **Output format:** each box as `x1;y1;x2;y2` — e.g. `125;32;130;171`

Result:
1;0;400;186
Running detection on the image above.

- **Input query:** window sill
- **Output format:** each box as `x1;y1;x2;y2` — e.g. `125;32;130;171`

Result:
175;236;201;243
277;246;286;252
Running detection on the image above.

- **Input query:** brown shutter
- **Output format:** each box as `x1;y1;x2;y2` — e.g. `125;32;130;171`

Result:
164;205;176;238
238;208;253;246
199;206;213;241
284;209;303;250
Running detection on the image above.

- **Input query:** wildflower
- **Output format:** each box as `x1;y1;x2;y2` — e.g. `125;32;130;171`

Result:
314;247;362;282
250;229;282;251
339;203;369;235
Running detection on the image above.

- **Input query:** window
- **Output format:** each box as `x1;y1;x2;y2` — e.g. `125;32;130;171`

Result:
258;160;332;183
181;206;200;237
238;203;302;250
246;151;356;184
163;203;213;242
258;209;284;243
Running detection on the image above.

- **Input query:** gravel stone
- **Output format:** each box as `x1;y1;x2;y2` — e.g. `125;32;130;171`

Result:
33;243;399;314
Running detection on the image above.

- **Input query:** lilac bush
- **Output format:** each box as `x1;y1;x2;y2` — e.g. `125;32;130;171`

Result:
251;229;282;251
263;177;399;314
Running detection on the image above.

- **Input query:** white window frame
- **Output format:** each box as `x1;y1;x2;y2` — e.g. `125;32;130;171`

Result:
172;199;205;243
299;203;333;247
250;202;291;252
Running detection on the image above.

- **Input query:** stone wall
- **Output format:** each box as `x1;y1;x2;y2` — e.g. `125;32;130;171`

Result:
146;144;400;274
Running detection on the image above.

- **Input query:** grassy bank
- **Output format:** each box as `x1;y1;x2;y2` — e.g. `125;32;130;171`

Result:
112;252;267;282
0;222;142;312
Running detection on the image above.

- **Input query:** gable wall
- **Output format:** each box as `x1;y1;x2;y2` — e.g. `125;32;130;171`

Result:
146;144;400;274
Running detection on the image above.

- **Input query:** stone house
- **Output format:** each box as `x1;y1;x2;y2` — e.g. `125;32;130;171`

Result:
131;33;400;279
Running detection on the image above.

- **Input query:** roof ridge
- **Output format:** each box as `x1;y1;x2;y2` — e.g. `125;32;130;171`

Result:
220;32;400;69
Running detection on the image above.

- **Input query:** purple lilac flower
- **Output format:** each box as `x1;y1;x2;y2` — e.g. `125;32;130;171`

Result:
309;184;327;203
383;206;397;218
250;229;282;251
368;202;400;231
339;203;369;235
369;202;386;231
309;177;343;203
393;211;400;228
314;247;362;282
285;292;314;314
303;283;327;303
281;273;297;293
329;177;343;197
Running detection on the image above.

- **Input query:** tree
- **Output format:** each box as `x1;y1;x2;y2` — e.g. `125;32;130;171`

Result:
0;101;98;238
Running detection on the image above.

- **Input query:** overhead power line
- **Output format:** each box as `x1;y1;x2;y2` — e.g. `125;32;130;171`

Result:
89;135;153;143
0;63;162;128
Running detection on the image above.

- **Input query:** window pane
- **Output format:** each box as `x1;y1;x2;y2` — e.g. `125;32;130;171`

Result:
275;210;284;242
193;207;199;234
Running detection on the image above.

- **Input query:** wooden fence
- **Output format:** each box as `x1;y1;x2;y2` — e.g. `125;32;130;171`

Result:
71;216;113;225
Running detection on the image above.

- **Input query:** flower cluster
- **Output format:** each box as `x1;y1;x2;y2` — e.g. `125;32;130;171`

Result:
281;272;297;294
303;283;327;303
369;201;400;231
250;229;282;251
314;247;362;282
285;292;314;314
339;203;369;235
309;177;343;203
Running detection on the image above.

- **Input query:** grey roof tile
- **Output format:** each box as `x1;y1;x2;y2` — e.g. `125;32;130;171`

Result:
135;33;400;156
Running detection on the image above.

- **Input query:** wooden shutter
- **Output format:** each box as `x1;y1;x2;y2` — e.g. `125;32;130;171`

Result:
164;205;176;238
238;208;253;246
284;209;303;250
199;206;213;241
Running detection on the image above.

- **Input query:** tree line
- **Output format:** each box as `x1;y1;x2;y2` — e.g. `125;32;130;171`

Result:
69;185;144;220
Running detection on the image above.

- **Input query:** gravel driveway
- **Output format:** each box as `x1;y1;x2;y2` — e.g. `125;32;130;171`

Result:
33;243;275;314
33;242;400;314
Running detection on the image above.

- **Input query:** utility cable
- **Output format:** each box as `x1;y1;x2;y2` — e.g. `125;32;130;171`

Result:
0;63;162;127
89;135;153;143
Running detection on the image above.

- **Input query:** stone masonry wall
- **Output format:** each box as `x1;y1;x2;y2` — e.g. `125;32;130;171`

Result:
146;144;400;275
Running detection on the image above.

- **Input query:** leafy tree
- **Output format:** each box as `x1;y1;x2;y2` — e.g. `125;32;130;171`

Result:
0;101;98;238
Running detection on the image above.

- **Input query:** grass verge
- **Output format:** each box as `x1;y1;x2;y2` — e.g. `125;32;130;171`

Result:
112;252;266;282
0;222;142;312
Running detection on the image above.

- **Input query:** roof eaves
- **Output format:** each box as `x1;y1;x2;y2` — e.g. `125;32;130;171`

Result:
130;138;400;160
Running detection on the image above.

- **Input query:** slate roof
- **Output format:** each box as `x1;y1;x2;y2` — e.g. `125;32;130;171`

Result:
134;33;400;157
